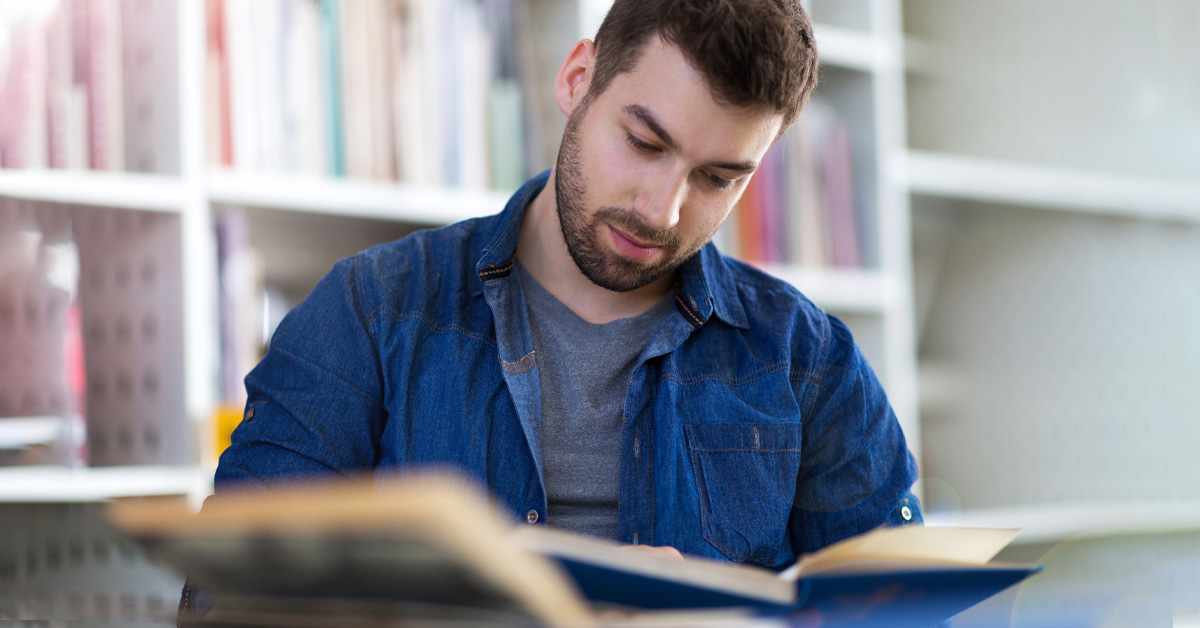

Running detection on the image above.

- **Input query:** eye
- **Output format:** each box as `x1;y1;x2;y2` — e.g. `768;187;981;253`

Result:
704;171;734;190
626;133;660;154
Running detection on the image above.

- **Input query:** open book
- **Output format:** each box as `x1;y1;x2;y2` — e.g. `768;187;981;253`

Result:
108;473;1038;627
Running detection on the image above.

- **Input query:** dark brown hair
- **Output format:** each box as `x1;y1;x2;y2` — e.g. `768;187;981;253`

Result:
586;0;819;131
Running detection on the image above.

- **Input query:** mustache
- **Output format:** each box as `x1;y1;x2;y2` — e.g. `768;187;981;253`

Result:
594;206;683;248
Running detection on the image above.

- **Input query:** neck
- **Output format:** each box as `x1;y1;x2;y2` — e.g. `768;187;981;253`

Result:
516;170;674;324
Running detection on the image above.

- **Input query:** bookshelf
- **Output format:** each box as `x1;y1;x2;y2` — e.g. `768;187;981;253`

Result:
902;0;1200;535
903;150;1200;223
206;170;509;225
0;464;213;505
0;0;920;500
925;500;1200;546
0;170;185;212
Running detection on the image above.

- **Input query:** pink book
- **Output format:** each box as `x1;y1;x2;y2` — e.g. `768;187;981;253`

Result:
823;121;862;268
46;10;73;168
85;0;125;171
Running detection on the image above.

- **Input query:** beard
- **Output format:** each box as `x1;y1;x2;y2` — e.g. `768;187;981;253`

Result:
554;109;706;293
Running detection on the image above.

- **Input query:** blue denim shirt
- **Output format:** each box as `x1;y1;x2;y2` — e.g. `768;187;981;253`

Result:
216;171;921;570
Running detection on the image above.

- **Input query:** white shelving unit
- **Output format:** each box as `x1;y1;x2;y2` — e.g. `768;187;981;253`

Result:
812;24;883;73
761;265;898;314
901;1;1200;546
0;464;213;506
0;0;921;503
903;150;1200;223
206;170;509;225
926;501;1200;545
0;170;185;213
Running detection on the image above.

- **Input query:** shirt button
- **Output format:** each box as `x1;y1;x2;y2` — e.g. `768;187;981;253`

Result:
900;505;913;521
633;438;640;458
526;510;539;524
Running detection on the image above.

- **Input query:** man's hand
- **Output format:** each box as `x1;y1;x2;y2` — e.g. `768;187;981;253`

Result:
621;544;685;560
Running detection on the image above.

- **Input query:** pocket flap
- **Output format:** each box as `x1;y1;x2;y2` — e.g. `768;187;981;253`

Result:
684;422;802;452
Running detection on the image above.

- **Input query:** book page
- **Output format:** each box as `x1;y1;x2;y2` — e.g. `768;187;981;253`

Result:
783;526;1020;578
512;526;795;605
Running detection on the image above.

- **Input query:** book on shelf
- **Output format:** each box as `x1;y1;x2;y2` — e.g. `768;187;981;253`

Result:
81;0;126;172
214;210;264;406
720;101;866;270
120;0;179;174
203;0;539;191
0;0;178;173
108;471;1038;628
0;18;49;169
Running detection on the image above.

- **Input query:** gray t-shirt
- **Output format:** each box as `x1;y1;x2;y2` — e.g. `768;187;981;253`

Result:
515;260;676;540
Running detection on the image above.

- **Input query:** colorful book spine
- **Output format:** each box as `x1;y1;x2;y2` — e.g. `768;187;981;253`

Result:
206;0;234;167
319;0;345;176
724;102;867;269
191;0;534;188
823;121;862;268
84;0;124;171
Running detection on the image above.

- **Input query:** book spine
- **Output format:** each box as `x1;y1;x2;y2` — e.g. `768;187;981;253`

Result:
1;27;31;168
736;171;763;262
760;142;784;263
206;0;233;169
291;0;327;176
319;0;344;176
85;0;124;171
823;121;862;268
255;0;284;173
121;0;161;173
68;0;92;170
795;109;828;267
337;0;369;179
278;0;303;174
1;25;50;169
225;0;259;170
153;0;180;174
388;0;415;182
29;20;50;169
46;11;71;169
365;0;397;181
488;78;525;192
456;0;491;189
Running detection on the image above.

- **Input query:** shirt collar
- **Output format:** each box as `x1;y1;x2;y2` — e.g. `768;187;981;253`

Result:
475;170;749;330
674;243;749;330
473;170;549;291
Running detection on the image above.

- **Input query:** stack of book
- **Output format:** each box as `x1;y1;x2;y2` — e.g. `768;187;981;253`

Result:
206;0;534;191
717;102;867;269
0;0;180;174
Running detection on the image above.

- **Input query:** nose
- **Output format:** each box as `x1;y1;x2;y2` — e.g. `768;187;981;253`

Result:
635;170;687;231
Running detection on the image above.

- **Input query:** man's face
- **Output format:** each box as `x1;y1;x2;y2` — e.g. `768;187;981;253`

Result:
555;37;783;293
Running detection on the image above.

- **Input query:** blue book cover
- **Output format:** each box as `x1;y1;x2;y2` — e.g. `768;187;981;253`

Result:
554;555;1038;624
519;525;1041;627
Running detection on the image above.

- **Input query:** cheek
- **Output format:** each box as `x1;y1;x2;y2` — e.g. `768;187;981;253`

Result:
589;130;654;187
683;199;735;242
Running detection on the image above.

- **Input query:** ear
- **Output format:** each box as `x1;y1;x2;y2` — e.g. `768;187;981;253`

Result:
555;39;596;118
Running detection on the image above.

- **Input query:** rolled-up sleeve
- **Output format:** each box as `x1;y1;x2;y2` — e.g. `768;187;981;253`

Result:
788;314;921;555
215;254;386;491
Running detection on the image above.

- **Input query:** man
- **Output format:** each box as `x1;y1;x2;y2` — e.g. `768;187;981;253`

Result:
216;0;921;571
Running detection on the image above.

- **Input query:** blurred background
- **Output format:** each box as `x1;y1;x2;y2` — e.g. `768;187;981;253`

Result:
0;0;1197;625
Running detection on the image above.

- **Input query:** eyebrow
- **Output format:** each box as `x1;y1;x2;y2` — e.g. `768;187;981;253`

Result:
623;104;759;174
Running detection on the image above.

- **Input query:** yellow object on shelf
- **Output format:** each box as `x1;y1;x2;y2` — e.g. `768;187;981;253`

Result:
212;404;245;460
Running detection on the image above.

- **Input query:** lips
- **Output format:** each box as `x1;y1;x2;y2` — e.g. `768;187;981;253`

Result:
608;225;662;262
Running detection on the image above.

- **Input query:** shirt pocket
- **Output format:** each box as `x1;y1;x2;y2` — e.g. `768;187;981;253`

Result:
683;422;802;567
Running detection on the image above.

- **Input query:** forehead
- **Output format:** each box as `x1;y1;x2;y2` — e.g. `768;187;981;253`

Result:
594;37;782;161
